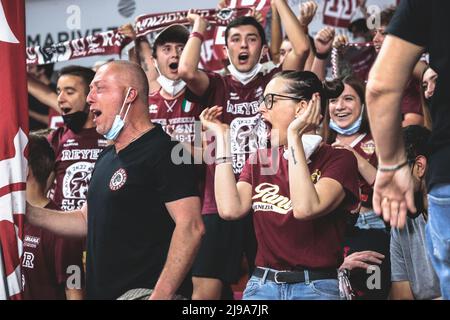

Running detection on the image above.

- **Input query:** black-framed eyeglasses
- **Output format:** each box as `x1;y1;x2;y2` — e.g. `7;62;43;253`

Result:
263;93;305;110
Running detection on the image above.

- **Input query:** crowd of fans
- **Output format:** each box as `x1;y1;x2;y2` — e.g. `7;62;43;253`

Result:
23;0;446;300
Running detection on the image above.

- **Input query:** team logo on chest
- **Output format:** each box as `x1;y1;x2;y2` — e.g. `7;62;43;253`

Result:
360;140;376;156
109;168;128;191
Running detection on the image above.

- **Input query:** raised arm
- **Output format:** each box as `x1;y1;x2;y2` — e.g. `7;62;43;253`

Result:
27;74;59;112
270;1;282;65
118;23;159;92
366;34;424;228
275;0;311;71
150;196;204;299
310;27;335;80
298;1;318;71
26;202;88;238
29;109;49;126
287;94;346;220
200;106;253;220
178;12;210;97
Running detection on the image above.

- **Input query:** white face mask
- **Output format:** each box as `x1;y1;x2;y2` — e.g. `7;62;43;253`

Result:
104;87;132;141
226;48;263;85
283;134;322;163
154;62;186;97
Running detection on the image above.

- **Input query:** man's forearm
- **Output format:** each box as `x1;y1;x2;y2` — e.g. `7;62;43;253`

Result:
150;223;203;299
28;205;87;238
366;89;405;164
27;76;59;112
366;36;423;164
29;110;49;125
178;19;206;81
136;39;159;91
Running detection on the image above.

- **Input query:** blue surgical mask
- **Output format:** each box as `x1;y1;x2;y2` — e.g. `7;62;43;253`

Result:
329;104;364;136
104;87;132;141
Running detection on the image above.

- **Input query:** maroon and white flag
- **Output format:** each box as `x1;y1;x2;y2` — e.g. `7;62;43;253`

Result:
323;0;358;28
0;0;28;300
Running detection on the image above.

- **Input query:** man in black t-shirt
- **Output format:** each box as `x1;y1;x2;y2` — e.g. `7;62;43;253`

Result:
27;60;205;300
366;0;450;299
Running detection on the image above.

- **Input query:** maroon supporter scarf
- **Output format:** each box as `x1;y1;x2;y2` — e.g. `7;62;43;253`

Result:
26;8;252;66
331;42;374;79
26;29;132;66
134;8;252;38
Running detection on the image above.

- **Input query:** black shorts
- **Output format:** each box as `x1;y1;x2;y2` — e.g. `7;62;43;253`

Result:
191;213;256;284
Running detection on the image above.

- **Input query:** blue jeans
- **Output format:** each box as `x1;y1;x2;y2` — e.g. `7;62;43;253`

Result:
355;210;386;230
426;183;450;299
242;268;341;300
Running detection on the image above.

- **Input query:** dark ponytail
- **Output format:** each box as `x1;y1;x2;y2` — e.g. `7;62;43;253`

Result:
274;70;344;116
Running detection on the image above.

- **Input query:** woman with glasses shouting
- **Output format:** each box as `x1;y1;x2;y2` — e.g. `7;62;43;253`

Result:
199;71;361;300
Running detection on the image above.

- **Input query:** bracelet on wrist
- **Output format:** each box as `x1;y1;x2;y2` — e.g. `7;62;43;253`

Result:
215;156;232;165
378;160;409;172
315;51;330;60
189;32;204;43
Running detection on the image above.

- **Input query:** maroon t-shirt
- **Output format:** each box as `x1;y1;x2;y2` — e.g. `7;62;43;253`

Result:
239;145;360;270
22;201;84;300
48;126;107;211
351;133;378;208
401;78;423;117
148;89;204;144
187;67;280;214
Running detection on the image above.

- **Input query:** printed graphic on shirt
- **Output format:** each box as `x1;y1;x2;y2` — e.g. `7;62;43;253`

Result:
311;169;321;184
109;168;127;191
149;104;158;114
23;235;40;249
252;183;292;215
61;161;94;210
230;114;267;174
360;139;376;156
22;252;35;269
148;92;201;144
152;116;197;143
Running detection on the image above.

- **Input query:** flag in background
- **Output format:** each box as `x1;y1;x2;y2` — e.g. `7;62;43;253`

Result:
0;0;28;300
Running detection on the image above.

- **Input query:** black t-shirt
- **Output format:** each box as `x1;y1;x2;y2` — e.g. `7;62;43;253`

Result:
86;124;198;299
387;0;450;189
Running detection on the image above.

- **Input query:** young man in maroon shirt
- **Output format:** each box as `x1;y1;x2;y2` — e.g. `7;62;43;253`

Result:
119;23;204;147
47;66;107;211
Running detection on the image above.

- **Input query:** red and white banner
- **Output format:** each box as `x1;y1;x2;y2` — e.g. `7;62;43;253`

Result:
0;0;28;300
26;29;132;66
323;0;358;28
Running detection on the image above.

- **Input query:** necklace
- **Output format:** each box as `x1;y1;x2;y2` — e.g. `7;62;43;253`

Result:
130;127;152;144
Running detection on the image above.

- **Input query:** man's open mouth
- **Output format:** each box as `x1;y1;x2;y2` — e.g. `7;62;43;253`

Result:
60;107;72;114
169;62;179;70
238;53;249;64
91;109;102;120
